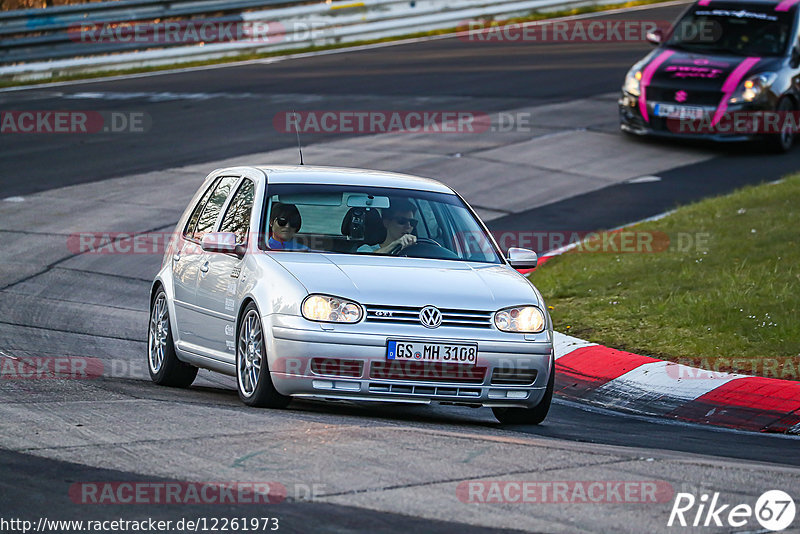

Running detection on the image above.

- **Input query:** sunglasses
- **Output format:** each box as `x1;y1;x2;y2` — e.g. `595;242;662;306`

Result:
393;217;418;227
274;216;300;228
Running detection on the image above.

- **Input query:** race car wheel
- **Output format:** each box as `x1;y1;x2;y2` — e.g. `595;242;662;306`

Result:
236;303;290;408
148;288;198;387
767;97;795;153
492;355;554;425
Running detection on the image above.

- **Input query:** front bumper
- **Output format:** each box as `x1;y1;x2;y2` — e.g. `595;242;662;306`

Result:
618;92;770;142
264;314;553;409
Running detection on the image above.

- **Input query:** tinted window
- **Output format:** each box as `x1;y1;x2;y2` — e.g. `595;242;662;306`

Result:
219;179;255;245
192;176;238;242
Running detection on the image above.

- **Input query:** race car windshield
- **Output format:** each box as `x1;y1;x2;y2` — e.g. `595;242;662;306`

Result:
262;184;503;264
666;6;793;57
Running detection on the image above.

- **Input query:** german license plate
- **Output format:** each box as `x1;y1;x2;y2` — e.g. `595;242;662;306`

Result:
654;103;705;119
387;340;477;365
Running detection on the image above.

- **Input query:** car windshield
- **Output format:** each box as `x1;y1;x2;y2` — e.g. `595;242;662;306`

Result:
262;184;503;264
666;5;793;56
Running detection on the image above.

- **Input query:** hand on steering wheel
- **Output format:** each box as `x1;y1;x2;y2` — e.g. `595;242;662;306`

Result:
388;234;417;255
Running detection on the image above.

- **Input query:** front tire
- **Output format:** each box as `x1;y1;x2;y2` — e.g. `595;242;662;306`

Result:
236;303;290;408
766;97;795;153
492;356;554;425
148;289;198;387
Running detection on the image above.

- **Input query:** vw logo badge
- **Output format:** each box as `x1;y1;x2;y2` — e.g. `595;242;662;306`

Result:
675;90;688;103
419;306;442;329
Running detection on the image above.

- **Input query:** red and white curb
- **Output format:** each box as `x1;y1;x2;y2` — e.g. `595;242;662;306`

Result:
553;332;800;434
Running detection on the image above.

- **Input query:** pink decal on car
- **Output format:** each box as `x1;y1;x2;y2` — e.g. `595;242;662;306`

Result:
639;50;676;122
776;0;800;11
711;57;761;126
697;0;712;5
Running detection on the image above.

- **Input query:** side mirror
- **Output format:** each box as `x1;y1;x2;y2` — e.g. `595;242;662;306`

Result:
507;247;538;270
792;45;800;68
646;29;663;45
202;232;245;258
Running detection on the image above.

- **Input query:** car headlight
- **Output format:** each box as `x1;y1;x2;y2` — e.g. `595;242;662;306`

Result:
729;72;776;104
623;69;643;97
302;294;363;323
494;306;546;333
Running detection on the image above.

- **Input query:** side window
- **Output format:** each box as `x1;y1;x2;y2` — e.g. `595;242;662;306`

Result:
191;176;238;242
183;178;219;239
219;179;255;245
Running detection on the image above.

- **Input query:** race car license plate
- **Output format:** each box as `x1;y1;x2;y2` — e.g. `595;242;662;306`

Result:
654;103;705;119
387;340;478;365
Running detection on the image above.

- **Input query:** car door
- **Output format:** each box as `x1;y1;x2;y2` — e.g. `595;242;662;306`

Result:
194;177;256;359
171;177;218;342
173;175;239;350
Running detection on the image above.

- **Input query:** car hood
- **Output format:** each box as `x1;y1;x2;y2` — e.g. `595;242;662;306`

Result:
267;252;540;310
639;48;781;93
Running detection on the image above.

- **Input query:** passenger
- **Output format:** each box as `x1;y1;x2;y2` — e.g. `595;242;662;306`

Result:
358;199;418;254
267;203;308;250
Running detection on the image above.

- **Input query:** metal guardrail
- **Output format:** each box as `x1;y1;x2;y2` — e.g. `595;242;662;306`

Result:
0;0;623;80
0;0;302;35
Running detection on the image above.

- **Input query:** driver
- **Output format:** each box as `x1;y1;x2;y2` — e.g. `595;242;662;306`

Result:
358;198;417;254
268;203;308;250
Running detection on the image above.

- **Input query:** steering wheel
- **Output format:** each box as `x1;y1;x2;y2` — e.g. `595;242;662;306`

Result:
392;237;459;259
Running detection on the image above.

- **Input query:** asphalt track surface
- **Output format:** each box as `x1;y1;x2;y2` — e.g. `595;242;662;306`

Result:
2;2;800;532
4;1;796;202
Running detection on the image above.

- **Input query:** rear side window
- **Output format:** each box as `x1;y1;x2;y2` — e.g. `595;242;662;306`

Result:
219;179;255;245
189;176;238;242
183;178;219;240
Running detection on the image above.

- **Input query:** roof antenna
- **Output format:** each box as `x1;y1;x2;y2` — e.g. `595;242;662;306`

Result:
292;109;304;165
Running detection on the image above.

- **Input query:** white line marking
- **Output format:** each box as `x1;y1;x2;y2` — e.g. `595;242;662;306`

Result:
0;349;19;360
626;175;662;184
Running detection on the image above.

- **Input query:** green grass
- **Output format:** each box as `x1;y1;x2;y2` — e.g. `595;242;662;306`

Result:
0;0;669;88
531;174;800;379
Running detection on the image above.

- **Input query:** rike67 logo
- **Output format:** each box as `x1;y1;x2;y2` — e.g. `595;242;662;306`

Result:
668;490;795;531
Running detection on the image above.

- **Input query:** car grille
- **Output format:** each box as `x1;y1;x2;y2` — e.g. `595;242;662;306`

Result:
368;383;482;398
364;304;493;328
490;368;538;386
369;361;487;384
647;86;721;106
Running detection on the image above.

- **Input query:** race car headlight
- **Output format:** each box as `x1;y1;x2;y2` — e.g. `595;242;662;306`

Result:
623;69;643;97
729;72;776;103
302;294;363;323
494;306;546;333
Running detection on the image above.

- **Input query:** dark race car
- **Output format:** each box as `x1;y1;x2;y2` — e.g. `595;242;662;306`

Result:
619;0;800;152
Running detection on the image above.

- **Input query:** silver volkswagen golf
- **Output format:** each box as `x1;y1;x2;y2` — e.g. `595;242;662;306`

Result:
148;165;554;424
